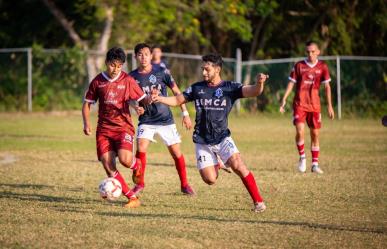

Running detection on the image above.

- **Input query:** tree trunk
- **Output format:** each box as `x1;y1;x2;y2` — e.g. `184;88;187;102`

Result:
41;0;114;82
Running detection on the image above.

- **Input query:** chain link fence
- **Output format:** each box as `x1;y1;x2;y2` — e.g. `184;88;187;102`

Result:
0;47;386;117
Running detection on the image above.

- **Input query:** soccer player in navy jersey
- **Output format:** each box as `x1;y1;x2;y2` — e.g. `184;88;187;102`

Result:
151;45;169;71
129;43;195;196
82;47;152;208
152;53;268;212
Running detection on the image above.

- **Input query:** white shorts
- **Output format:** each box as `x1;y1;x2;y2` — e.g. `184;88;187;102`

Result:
137;124;181;146
195;137;239;170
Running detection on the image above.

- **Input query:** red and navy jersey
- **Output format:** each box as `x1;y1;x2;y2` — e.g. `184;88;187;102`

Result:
289;59;331;112
130;66;176;126
183;81;243;145
84;71;146;134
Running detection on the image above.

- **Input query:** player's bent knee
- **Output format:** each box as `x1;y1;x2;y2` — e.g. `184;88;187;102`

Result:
203;177;216;185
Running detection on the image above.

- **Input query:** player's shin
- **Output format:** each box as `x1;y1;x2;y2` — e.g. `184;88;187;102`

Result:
113;171;135;198
241;172;264;203
311;146;319;165
174;155;188;188
134;151;146;186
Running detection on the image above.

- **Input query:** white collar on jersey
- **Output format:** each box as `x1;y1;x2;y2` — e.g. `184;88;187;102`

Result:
102;71;121;82
304;59;318;68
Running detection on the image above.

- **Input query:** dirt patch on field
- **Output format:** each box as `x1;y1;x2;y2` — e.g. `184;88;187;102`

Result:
0;153;18;165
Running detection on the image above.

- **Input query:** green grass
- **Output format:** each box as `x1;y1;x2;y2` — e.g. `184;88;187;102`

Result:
0;112;386;248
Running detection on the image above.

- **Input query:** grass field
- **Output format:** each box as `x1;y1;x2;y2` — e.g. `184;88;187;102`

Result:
0;112;386;248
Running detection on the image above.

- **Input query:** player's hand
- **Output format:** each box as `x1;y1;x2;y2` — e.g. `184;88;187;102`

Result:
256;73;269;84
134;105;145;116
279;100;286;113
83;124;92;135
182;115;192;130
151;88;161;103
328;105;335;120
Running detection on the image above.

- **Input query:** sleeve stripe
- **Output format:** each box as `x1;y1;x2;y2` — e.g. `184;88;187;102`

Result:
137;94;147;102
84;99;95;103
288;77;297;83
321;79;331;84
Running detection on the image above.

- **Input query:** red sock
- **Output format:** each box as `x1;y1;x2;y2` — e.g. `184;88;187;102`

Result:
241;172;263;203
136;151;146;186
113;171;134;199
297;141;305;157
311;146;319;165
174;155;188;188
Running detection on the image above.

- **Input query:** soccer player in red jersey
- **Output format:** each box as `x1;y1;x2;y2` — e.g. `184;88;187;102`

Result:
152;54;268;212
280;41;335;174
82;47;151;208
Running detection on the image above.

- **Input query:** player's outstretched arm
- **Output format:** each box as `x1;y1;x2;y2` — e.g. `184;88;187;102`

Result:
170;85;192;130
152;89;186;107
279;82;295;113
324;83;335;119
82;102;92;135
242;73;269;98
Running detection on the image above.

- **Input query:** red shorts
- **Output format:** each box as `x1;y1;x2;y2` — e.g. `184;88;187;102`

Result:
293;108;322;129
96;131;134;160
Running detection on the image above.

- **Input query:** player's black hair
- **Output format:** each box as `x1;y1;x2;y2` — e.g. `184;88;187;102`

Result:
105;47;126;63
202;53;223;69
306;40;319;48
151;44;162;51
135;43;152;55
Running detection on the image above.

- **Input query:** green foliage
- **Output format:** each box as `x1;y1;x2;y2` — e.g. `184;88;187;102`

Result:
31;45;87;110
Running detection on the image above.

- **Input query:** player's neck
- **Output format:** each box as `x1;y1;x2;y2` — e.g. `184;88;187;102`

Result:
306;58;318;65
138;64;152;74
207;76;222;87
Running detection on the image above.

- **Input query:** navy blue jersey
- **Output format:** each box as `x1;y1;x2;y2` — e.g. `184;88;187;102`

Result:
152;59;169;71
183;81;243;145
130;67;176;125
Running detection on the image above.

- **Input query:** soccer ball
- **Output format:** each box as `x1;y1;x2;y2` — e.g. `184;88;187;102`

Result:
99;177;122;200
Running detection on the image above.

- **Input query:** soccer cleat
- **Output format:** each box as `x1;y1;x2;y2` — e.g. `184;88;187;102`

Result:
252;202;266;213
298;157;306;173
131;184;144;196
181;185;196;196
311;165;324;174
123;196;141;208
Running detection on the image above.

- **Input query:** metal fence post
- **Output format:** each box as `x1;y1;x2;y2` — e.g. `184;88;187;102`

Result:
235;48;242;112
131;52;137;71
27;48;32;112
336;56;341;119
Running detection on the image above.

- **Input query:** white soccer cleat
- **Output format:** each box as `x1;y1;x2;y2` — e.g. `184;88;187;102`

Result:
311;165;324;174
298;157;306;173
252;202;266;213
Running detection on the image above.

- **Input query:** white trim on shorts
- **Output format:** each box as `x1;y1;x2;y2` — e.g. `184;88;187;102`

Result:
137;124;181;146
194;136;239;170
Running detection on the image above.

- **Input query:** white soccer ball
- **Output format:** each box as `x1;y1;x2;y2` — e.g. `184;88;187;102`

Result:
99;177;122;200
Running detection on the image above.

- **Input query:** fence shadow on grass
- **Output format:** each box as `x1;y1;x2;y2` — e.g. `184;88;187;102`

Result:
96;211;386;235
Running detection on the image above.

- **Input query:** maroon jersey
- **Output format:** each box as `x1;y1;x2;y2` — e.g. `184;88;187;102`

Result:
289;60;331;112
84;71;146;134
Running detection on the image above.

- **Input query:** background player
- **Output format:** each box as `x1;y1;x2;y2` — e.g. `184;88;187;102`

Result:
152;53;268;212
82;47;151;208
130;43;195;196
151;45;169;71
279;41;334;174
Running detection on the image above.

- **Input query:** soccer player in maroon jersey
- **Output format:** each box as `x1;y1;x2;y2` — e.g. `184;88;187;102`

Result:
82;47;151;208
280;41;335;174
152;53;268;212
